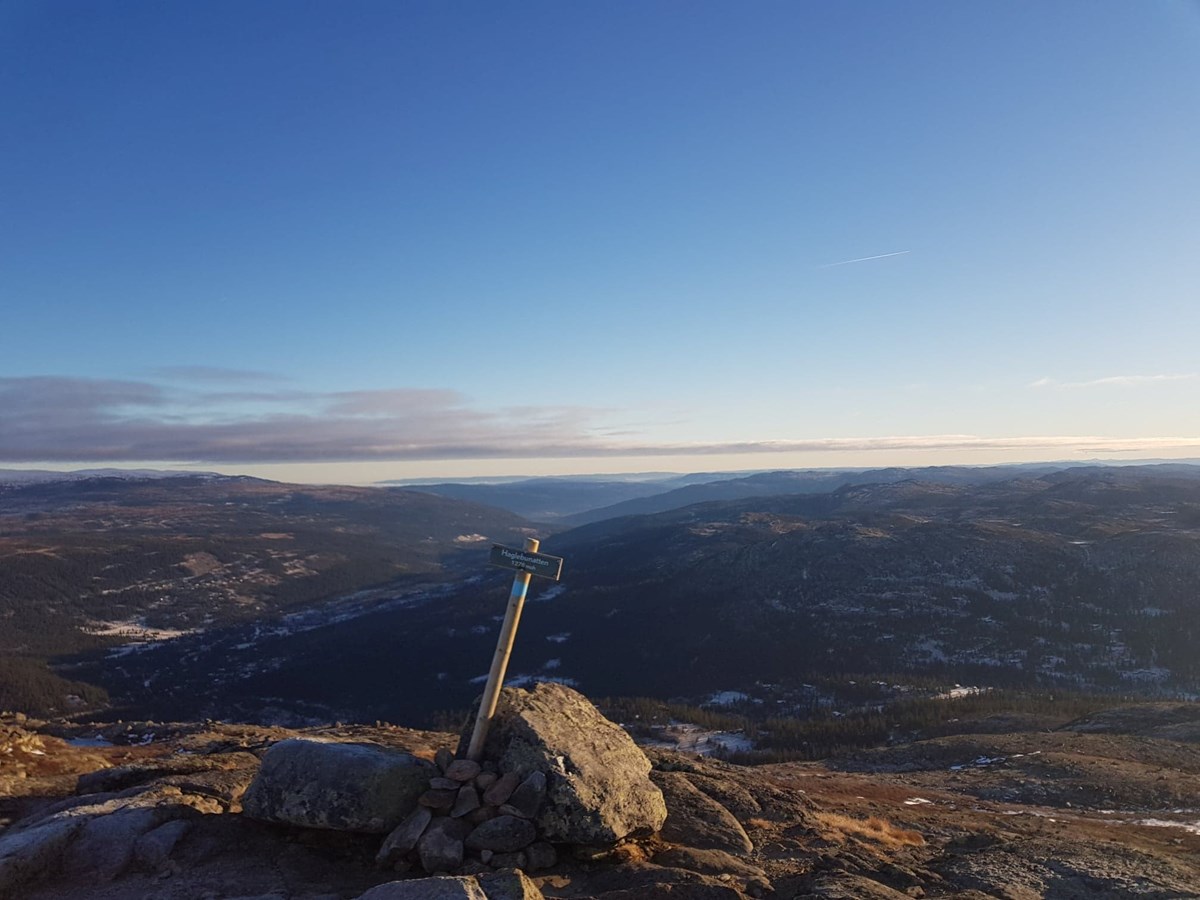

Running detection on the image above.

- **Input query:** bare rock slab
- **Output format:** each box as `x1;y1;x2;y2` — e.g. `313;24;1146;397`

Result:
354;872;545;899
356;875;489;899
0;818;83;897
651;772;753;856
478;868;546;899
481;683;666;844
654;847;767;882
133;818;192;869
242;738;435;833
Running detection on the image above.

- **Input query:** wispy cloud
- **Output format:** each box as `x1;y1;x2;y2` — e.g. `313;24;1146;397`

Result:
1029;373;1198;389
149;366;290;384
818;250;910;268
2;376;1199;463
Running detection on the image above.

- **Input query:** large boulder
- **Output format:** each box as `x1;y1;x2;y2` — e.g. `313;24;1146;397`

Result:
242;738;435;833
479;683;666;844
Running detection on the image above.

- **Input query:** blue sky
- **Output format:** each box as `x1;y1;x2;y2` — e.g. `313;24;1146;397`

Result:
3;1;1199;482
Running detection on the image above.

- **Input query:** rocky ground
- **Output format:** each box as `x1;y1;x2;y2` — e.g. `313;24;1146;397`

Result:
2;701;1199;899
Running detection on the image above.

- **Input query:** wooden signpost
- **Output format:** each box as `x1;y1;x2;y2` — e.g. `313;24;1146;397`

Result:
466;537;565;761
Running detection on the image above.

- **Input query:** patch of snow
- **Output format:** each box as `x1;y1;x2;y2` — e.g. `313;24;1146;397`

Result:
936;685;988;700
1133;819;1200;835
67;736;112;748
706;691;750;706
504;673;580;689
913;639;948;662
637;723;754;756
532;585;566;603
546;632;571;643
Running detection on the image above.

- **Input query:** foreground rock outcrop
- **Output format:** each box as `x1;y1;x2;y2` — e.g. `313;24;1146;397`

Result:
4;701;1200;899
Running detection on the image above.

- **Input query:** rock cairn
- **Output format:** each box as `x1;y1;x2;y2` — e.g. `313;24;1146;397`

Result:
376;749;556;875
372;681;668;877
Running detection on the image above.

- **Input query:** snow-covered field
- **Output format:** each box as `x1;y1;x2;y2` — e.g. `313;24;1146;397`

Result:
637;721;754;756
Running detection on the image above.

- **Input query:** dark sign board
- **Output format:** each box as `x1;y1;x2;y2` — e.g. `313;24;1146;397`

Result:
488;544;563;581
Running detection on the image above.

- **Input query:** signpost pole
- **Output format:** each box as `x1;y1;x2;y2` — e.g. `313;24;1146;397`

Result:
466;536;540;761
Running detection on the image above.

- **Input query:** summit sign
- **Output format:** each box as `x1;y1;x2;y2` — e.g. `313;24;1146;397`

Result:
488;544;563;581
468;537;565;760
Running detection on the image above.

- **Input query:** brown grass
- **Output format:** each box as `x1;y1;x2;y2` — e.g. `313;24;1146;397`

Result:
813;811;925;848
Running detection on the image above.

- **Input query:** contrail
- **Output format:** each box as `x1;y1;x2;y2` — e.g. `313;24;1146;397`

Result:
819;250;910;268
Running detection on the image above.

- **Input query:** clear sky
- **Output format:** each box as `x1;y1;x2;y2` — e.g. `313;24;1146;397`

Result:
3;1;1199;483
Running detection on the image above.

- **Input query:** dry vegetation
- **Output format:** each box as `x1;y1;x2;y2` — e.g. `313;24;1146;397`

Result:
811;811;926;848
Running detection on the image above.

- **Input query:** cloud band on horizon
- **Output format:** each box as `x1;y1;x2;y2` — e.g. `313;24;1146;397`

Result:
2;376;1199;464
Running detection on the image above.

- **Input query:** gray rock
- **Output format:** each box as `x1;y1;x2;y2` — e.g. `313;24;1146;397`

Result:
377;806;433;867
445;759;481;782
686;773;763;821
0;783;212;893
419;817;471;873
588;885;746;900
356;876;489;899
654;846;766;881
481;683;666;844
525;841;557;871
430;777;461;790
504;771;546;819
451;785;481;818
242;738;434;833
805;873;914;899
134;818;191;869
477;869;546;899
464;815;536;853
482;771;520;806
435;748;456;773
574;863;747;899
467;805;499;825
489;851;526;869
652;772;753;856
419;789;460;813
475;771;498;792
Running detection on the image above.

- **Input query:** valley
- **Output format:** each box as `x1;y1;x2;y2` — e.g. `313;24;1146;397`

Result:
2;465;1195;737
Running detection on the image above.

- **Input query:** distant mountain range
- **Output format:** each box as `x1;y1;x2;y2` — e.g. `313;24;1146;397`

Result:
392;462;1199;525
391;471;739;521
0;467;224;485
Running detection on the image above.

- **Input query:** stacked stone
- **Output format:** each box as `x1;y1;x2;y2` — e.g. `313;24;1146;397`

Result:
375;748;557;876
